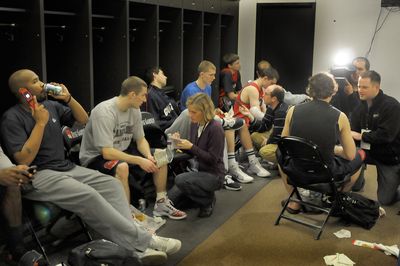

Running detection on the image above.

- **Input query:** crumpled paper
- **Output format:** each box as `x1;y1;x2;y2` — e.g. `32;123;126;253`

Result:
352;240;399;258
324;253;355;266
333;229;351;239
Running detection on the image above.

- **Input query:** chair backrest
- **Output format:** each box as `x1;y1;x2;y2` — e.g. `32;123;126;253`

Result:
141;111;167;148
277;136;335;187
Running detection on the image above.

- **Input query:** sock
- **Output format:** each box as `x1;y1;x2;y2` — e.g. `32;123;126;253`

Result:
246;148;257;163
228;152;237;168
156;192;167;202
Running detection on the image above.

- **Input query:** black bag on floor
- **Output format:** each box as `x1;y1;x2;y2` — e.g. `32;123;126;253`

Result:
68;239;130;266
333;192;380;229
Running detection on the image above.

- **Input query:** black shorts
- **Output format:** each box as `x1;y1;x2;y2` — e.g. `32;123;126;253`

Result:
330;149;365;181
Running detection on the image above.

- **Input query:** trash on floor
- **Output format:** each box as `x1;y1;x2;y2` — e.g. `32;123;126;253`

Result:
333;229;351;239
324;253;355;266
352;240;399;258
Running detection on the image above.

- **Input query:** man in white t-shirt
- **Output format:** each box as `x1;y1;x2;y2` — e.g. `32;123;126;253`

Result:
80;76;187;220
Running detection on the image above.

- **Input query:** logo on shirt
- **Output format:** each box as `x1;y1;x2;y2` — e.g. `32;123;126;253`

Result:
52;118;57;123
163;103;175;117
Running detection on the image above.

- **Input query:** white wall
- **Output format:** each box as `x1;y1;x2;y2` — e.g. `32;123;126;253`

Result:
238;0;400;99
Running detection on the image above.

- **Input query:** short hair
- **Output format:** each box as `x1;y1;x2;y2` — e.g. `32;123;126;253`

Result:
8;69;32;96
120;76;147;96
270;86;285;103
257;60;271;70
359;70;381;84
256;65;279;81
198;60;216;74
186;93;215;123
222;53;240;67
144;66;162;84
353;57;370;71
307;73;335;100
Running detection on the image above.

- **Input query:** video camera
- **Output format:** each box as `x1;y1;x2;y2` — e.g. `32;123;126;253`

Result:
330;64;356;88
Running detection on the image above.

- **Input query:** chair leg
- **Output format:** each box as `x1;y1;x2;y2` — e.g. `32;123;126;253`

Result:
274;189;296;225
25;216;50;263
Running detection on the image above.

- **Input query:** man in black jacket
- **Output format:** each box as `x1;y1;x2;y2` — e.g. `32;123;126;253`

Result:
144;67;180;131
351;70;400;205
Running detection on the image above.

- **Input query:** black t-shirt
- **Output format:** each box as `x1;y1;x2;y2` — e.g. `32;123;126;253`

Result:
1;100;75;171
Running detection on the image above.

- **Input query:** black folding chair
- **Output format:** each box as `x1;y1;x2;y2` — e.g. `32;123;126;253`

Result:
275;136;347;240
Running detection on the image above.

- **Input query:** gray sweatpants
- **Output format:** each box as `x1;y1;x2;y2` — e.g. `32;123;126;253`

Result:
23;165;151;254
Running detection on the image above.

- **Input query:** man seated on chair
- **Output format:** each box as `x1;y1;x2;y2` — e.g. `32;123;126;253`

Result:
1;69;181;265
0;146;34;263
218;53;242;112
144;67;180;131
79;76;187;220
278;72;365;213
351;70;400;206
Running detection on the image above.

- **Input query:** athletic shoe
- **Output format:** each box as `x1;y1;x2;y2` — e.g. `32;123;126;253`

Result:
247;160;271;177
223;175;242;191
138;248;167;265
229;164;254;183
222;117;244;131
149;235;182;255
153;198;187;220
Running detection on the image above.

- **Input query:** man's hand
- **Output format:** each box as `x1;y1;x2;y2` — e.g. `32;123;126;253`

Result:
351;131;362;141
138;157;159;173
0;165;32;187
50;83;71;103
32;96;49;126
344;79;354;95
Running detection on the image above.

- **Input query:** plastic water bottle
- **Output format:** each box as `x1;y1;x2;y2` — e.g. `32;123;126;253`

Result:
138;198;147;212
167;133;173;151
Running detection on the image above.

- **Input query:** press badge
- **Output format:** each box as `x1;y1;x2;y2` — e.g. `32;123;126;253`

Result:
360;129;371;150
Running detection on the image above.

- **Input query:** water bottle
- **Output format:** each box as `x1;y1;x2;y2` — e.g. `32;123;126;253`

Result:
44;83;62;95
167;133;174;151
138;198;147;212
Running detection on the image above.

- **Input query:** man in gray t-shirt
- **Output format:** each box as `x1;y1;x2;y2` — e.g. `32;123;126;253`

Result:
80;76;187;220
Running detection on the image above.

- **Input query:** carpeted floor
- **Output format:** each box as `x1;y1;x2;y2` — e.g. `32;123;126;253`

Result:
179;165;400;266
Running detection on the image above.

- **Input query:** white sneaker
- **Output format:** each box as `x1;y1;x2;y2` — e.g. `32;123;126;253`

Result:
149;235;182;255
138;248;167;265
153;198;187;220
247;160;271;177
229;164;254;183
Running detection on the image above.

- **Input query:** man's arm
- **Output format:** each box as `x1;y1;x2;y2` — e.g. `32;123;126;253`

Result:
281;106;294;137
221;73;237;100
14;98;49;165
247;86;264;120
338;112;356;160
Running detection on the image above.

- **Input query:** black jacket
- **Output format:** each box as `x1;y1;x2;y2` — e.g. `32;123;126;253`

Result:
145;85;180;131
350;90;400;164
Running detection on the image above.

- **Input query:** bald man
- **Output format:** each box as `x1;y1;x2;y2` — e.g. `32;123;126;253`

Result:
0;69;181;265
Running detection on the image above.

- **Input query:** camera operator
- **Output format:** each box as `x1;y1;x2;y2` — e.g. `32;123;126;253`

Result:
331;57;370;117
351;70;400;206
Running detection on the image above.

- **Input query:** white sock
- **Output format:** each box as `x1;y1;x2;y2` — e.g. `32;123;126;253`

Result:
156;192;167;202
228;152;237;168
246;148;257;163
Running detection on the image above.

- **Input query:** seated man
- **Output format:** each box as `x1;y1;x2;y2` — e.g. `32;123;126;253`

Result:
79;76;187;220
351;70;400;206
218;53;242;112
0;146;33;262
278;72;364;213
240;85;289;165
144;67;180;131
1;69;181;265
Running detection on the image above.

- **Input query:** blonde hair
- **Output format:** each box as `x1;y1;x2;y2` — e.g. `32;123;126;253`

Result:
197;60;216;74
186;93;215;123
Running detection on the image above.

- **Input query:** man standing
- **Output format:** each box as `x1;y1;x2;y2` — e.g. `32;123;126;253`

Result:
79;76;187;220
351;70;400;205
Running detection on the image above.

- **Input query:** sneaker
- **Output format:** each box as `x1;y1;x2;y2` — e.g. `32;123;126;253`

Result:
222;117;244;131
229;164;254;183
247;160;271;177
198;197;216;218
153;198;187;220
138;248;167;265
223;175;242;191
149;235;182;255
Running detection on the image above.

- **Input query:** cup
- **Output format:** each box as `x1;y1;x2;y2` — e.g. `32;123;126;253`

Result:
154;148;174;167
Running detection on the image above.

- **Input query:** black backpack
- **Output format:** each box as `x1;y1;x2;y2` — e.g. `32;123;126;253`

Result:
68;239;130;266
333;192;380;229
